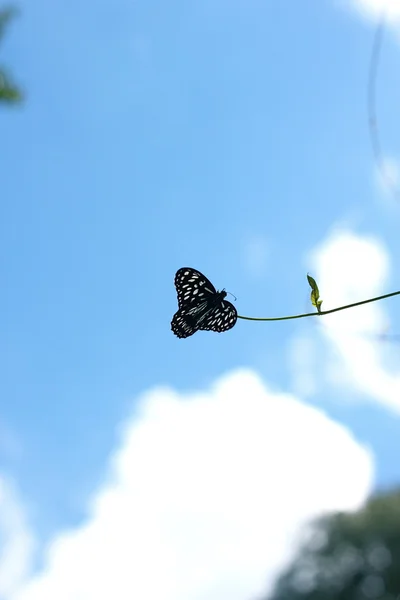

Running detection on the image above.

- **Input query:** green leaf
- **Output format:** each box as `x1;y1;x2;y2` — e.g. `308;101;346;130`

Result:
307;274;323;313
0;85;21;102
0;70;22;103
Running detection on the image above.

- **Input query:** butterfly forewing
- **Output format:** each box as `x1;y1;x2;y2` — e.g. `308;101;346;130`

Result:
174;268;217;309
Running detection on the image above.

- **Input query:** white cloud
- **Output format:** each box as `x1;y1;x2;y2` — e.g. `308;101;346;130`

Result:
345;0;400;24
8;370;373;600
0;477;35;598
307;228;400;413
241;235;270;279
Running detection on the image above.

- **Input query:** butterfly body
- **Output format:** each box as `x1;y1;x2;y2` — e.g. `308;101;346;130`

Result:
171;268;237;338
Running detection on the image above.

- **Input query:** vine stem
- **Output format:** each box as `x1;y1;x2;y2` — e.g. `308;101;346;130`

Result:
237;290;400;322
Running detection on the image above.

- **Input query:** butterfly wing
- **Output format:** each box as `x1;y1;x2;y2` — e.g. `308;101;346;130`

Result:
174;268;217;310
197;299;237;333
171;268;237;338
171;309;199;338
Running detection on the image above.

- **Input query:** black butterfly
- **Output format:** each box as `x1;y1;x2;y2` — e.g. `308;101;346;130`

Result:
171;268;238;338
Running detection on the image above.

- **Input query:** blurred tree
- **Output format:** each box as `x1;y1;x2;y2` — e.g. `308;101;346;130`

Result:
0;6;22;103
268;488;400;600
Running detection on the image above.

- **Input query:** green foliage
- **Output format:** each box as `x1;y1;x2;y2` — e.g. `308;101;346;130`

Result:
307;274;323;313
0;68;21;102
268;488;400;600
0;5;22;104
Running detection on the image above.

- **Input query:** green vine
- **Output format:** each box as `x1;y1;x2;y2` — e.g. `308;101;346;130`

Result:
238;275;400;323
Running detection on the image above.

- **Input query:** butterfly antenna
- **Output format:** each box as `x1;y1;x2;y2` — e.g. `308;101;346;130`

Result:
226;291;237;301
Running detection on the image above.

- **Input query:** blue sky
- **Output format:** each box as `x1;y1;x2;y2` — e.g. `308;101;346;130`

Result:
1;0;400;598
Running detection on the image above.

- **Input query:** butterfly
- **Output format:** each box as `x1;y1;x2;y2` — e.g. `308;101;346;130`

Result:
171;268;238;338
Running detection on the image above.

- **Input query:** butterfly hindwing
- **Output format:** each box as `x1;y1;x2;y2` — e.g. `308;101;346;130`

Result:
171;309;198;338
197;299;237;332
